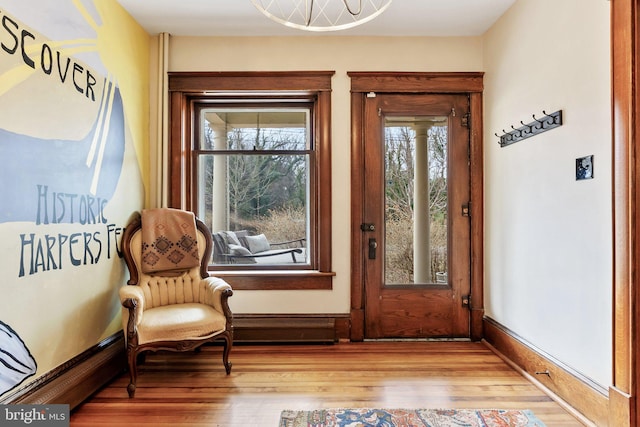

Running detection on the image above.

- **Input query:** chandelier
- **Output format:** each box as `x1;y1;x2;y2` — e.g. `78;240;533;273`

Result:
251;0;393;32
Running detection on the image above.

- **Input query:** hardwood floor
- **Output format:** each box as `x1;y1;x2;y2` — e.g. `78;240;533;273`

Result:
70;341;585;426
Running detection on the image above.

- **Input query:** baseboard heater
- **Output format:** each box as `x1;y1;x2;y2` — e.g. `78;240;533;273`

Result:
233;315;336;343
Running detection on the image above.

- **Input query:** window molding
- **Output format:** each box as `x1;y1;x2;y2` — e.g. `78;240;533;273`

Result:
213;270;335;291
168;71;334;290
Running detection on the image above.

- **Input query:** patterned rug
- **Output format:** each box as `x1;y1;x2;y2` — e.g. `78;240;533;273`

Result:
279;408;547;427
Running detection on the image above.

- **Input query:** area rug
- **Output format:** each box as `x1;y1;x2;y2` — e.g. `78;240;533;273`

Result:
279;408;546;427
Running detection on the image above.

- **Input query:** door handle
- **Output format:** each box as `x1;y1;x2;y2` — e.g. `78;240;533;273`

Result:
368;238;377;260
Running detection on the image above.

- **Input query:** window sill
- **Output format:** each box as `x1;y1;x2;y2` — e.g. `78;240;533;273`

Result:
208;270;335;290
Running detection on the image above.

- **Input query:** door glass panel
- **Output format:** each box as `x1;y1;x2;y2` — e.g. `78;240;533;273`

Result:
384;116;448;285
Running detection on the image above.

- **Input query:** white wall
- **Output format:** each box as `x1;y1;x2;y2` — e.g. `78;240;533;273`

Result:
483;0;611;387
167;36;483;314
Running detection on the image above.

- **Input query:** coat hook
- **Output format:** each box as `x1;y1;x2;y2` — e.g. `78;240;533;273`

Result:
498;110;562;148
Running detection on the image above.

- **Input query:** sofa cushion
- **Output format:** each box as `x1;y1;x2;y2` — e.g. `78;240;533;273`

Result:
244;233;271;253
221;230;242;247
228;244;256;263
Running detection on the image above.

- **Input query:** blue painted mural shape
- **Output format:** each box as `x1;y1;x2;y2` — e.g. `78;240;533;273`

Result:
0;79;124;225
0;320;37;395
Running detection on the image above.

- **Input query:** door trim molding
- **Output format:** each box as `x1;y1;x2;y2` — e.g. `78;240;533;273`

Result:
348;72;484;93
611;1;638;426
348;72;484;341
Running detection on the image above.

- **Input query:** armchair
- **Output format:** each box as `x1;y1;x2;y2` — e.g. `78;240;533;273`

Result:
119;209;233;398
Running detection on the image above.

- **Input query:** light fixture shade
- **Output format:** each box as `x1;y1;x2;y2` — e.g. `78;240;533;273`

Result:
251;0;393;32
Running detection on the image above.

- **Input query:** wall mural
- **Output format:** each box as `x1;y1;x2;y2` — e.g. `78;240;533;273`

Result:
0;321;37;395
0;0;146;398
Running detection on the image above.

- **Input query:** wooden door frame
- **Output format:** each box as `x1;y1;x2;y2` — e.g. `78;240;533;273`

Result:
348;72;484;342
611;1;639;426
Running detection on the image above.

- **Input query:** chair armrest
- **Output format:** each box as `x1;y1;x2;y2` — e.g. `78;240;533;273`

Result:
119;285;145;328
201;276;233;321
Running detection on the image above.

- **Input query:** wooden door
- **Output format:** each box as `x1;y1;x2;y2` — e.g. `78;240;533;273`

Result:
362;93;471;338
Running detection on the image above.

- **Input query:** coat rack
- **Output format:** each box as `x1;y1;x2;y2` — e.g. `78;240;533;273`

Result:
496;110;563;147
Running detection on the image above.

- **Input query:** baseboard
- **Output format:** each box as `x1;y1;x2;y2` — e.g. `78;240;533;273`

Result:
608;386;632;427
483;317;608;426
234;314;350;343
0;332;126;410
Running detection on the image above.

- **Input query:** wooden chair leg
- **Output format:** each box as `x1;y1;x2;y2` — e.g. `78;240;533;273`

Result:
222;334;232;375
126;349;138;398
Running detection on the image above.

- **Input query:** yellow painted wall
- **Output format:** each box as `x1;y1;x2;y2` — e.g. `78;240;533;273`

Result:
0;0;148;399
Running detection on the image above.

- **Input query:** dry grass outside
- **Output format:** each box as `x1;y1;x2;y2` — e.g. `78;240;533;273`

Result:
385;208;448;284
385;210;414;283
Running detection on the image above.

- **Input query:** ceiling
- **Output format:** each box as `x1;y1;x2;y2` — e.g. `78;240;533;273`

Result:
116;0;517;37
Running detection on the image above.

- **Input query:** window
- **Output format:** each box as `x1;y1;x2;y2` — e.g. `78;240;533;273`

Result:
196;105;312;268
168;72;334;289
